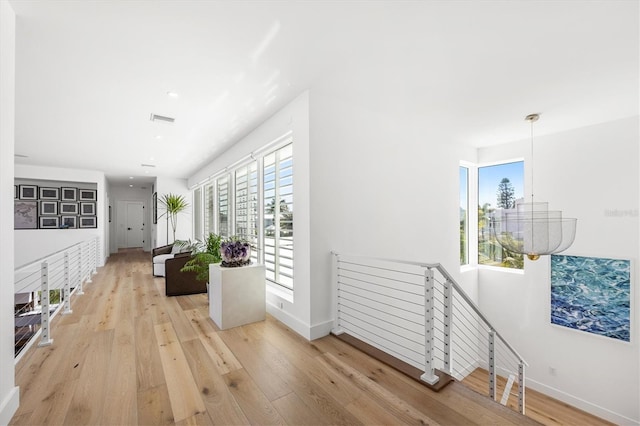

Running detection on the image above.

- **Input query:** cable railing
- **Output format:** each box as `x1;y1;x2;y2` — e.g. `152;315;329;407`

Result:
14;237;99;362
331;253;528;415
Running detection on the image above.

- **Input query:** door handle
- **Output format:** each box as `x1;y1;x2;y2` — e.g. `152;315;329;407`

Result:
127;227;131;230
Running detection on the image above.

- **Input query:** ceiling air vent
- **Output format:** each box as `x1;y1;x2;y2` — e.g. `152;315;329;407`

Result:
150;113;175;123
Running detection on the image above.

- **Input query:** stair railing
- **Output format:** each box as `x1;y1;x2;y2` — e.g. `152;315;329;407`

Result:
331;252;528;414
14;237;99;362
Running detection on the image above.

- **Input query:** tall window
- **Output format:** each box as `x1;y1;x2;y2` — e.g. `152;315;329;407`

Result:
478;161;524;269
217;175;229;237
264;144;293;289
235;162;258;264
459;166;469;265
203;183;214;237
193;187;203;241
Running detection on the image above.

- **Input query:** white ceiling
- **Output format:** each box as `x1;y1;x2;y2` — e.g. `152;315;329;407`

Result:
10;1;639;186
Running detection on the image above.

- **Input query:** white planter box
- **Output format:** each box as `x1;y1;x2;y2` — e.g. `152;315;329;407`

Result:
208;263;266;330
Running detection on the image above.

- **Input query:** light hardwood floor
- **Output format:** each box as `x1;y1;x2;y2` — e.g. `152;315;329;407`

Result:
10;249;609;425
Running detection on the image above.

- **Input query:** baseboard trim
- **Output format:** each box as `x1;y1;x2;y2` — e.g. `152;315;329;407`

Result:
265;302;333;341
266;301;312;340
525;378;638;425
0;386;20;425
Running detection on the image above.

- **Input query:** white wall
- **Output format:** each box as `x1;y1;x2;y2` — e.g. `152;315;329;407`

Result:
0;0;20;422
14;164;107;268
108;184;153;253
154;177;191;247
477;116;639;424
307;86;476;337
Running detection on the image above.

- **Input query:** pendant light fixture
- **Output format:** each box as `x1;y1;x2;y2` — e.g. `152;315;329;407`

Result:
492;114;577;261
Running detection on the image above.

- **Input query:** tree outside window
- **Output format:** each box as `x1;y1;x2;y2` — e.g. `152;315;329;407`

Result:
478;161;524;269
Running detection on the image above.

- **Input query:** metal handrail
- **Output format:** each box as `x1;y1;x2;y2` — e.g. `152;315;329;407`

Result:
331;252;528;366
332;251;528;414
14;237;99;361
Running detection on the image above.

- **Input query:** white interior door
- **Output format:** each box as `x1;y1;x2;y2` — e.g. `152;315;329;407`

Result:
126;202;145;248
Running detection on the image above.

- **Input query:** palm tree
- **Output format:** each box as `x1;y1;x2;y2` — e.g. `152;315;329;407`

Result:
159;193;189;244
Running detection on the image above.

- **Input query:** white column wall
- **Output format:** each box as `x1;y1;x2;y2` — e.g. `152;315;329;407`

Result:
14;164;107;268
154;177;192;247
0;0;20;422
477;116;639;424
307;88;474;337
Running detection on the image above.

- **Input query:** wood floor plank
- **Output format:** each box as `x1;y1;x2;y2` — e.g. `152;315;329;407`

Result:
198;330;243;375
164;295;200;342
222;368;286;425
154;322;207;422
23;378;78;426
181;338;250;426
135;313;166;391
345;393;411;426
137;384;175;426
272;391;333;426
184;307;218;337
218;326;292;401
63;329;114;425
231;322;363;426
321;352;442;426
101;319;138;425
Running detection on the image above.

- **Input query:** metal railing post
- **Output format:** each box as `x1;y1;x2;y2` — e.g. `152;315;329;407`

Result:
331;252;344;335
77;245;85;293
518;361;526;415
62;252;73;315
489;330;496;400
92;238;98;275
85;243;93;283
38;261;53;347
443;278;452;374
420;268;439;385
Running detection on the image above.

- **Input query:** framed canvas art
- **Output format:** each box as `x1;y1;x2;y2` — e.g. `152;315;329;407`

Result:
60;202;79;215
39;216;60;229
40;201;58;215
61;216;77;229
14;201;38;229
80;202;95;216
551;255;630;342
61;187;77;201
39;187;60;200
19;185;38;200
79;216;97;228
78;189;97;201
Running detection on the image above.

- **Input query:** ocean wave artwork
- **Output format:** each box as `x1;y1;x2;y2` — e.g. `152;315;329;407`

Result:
551;255;630;342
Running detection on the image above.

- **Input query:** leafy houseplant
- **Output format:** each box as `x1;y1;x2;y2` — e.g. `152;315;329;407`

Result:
159;193;189;244
179;233;222;282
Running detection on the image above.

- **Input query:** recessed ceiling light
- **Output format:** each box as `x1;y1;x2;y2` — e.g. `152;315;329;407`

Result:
129;176;134;179
149;156;155;161
129;184;133;188
166;91;179;98
155;135;162;140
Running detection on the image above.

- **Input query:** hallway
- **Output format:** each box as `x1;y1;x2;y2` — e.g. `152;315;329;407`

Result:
10;250;603;425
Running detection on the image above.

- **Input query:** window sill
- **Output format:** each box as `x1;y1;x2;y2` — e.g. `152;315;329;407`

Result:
266;281;294;303
477;264;525;275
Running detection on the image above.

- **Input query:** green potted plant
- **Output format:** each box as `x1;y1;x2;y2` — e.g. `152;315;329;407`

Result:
179;233;222;282
158;193;189;244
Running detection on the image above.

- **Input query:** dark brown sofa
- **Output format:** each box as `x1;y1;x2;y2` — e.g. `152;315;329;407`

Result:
164;253;207;297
